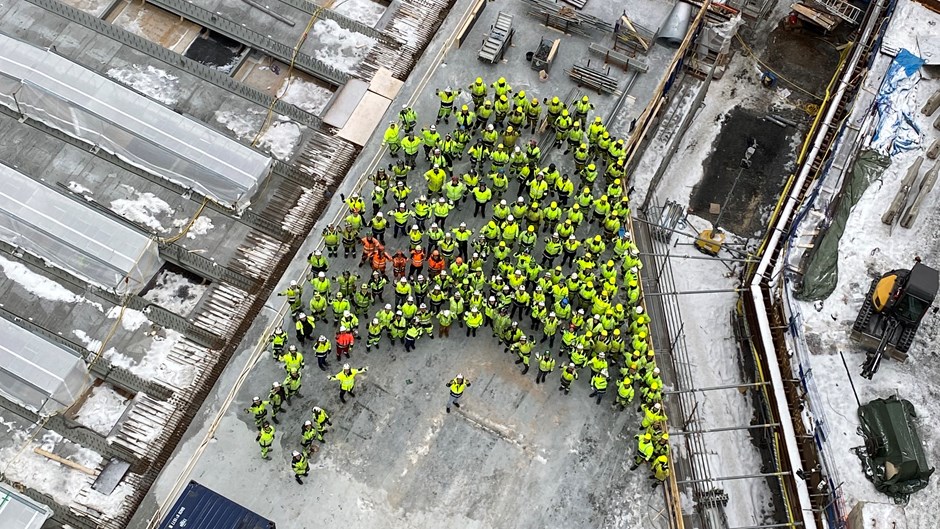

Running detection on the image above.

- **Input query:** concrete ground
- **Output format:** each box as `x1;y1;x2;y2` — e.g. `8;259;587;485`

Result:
131;0;687;527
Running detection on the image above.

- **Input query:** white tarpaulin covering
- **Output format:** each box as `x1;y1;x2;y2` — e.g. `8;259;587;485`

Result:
0;33;272;212
0;483;52;529
0;163;162;292
0;317;90;416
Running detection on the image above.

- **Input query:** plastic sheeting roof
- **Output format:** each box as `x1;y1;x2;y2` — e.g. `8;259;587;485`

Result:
0;483;53;529
0;163;163;292
0;33;272;212
0;317;90;416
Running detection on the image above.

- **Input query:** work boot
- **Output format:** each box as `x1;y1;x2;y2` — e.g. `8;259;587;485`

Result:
521;365;529;375
453;402;460;408
296;476;304;484
272;416;280;424
446;407;451;413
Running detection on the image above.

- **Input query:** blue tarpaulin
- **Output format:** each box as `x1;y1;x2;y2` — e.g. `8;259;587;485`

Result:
869;49;925;156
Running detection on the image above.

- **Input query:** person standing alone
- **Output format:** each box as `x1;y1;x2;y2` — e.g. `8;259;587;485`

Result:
446;374;471;413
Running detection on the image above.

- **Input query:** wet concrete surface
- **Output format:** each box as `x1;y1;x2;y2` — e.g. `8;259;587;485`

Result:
689;106;794;235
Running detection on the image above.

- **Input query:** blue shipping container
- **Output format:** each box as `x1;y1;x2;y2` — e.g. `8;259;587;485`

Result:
158;481;275;529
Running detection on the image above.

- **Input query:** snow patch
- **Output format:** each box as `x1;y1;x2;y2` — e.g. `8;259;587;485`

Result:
73;329;103;353
107;64;180;106
0;429;104;511
332;0;386;27
110;190;175;233
311;19;376;74
277;76;333;115
73;383;129;436
142;269;209;316
215;110;303;161
103;330;196;388
171;215;216;239
0;256;89;305
107;306;151;332
68;181;93;195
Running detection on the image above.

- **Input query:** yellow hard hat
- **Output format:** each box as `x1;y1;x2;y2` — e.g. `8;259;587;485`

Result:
500;94;508;102
582;95;589;103
475;77;483;84
462;105;468;111
551;96;560;104
561;109;569;116
498;77;506;84
518;90;526;97
531;97;538;105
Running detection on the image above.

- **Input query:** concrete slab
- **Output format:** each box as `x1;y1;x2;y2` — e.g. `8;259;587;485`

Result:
60;0;119;18
108;0;201;54
337;90;391;146
369;66;404;99
323;78;370;128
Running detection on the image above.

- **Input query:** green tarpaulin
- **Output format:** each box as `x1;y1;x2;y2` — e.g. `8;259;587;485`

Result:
796;150;891;301
855;395;934;501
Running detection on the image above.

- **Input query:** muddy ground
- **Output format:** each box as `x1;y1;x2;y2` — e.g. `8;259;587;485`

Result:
764;23;845;99
689;106;794;236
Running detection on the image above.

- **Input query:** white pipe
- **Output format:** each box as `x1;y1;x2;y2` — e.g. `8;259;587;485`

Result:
749;0;887;527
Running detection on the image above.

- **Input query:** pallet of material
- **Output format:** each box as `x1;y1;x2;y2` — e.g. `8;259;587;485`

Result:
790;2;840;31
566;63;619;94
562;0;588;9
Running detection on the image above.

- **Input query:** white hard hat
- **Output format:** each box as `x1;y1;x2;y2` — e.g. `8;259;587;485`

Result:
290;279;297;286
272;381;281;388
385;303;392;310
313;406;321;413
457;373;464;379
339;326;348;332
343;363;351;369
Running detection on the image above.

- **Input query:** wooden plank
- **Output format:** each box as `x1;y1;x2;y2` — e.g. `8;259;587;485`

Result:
791;3;839;31
322;79;370;129
620;15;649;51
369;67;404;99
34;447;97;476
337;91;392;146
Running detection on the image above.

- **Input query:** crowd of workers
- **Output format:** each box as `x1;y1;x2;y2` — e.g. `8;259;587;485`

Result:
246;76;670;488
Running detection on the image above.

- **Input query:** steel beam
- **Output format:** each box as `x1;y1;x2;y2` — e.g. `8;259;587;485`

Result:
668;423;780;435
677;471;791;485
664;381;770;394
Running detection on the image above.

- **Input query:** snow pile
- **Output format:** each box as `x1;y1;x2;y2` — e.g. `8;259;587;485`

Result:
311;19;376;73
142;269;209;316
0;256;101;310
215;110;303;161
107;64;181;106
277;76;333;114
332;0;386;27
68;181;93;195
105;330;196;388
74;384;129;436
73;329;104;353
107;306;151;332
0;430;102;509
110;190;175;233
172;215;216;239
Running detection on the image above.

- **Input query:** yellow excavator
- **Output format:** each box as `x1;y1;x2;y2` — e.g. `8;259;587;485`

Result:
854;260;938;379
